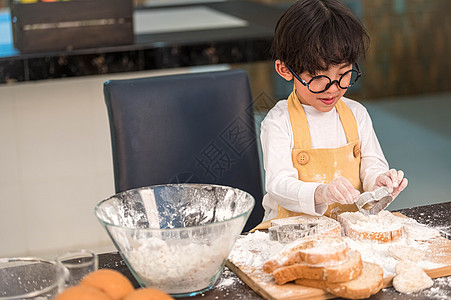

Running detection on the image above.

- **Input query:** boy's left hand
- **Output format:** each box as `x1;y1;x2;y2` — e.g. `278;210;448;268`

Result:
374;169;408;199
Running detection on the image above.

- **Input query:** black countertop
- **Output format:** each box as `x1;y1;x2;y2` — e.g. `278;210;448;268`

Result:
98;201;451;300
0;1;284;84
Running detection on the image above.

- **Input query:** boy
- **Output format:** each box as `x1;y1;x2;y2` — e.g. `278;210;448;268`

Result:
254;0;408;230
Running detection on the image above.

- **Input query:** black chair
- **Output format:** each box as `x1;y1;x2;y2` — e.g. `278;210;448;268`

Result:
103;69;264;232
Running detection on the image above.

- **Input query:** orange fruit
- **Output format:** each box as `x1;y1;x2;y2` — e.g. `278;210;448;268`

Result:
55;285;112;300
80;269;134;300
123;288;174;300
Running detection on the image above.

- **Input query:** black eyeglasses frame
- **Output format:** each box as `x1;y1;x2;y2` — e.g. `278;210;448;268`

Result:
287;63;362;94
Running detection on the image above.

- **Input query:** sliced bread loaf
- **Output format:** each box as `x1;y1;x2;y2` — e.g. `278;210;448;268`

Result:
271;215;342;237
263;235;349;274
338;210;404;243
272;250;363;285
295;262;384;299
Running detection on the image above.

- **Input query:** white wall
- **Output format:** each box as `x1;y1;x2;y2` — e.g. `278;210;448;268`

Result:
0;65;229;258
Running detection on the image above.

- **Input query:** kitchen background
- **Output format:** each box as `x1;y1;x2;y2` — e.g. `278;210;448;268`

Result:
0;0;450;259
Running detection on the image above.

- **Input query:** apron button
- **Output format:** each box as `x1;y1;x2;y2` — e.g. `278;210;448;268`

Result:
353;144;361;158
297;152;310;165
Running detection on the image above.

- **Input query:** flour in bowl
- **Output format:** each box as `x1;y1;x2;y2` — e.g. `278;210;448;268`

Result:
125;236;229;294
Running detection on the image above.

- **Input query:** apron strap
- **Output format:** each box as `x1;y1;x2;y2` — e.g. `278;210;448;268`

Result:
287;87;360;147
335;99;359;143
288;88;312;149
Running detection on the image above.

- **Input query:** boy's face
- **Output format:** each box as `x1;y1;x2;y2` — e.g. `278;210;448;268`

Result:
276;61;353;112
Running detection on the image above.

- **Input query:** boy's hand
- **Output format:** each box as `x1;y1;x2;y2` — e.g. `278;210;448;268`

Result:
315;176;360;205
374;169;408;199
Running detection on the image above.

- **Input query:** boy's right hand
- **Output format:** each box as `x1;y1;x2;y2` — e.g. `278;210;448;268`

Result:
315;176;360;205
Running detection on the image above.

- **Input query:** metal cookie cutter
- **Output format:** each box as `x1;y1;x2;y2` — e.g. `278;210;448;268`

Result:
357;186;394;216
268;223;318;244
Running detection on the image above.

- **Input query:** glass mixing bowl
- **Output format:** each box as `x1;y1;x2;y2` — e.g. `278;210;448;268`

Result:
0;257;62;299
94;183;254;297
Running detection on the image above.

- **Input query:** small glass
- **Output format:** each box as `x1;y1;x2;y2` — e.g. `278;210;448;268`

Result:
56;249;98;290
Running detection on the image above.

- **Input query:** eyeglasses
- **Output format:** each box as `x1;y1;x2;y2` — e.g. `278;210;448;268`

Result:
287;64;361;94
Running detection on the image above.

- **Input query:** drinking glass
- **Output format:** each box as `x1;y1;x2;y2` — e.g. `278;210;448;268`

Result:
56;249;97;290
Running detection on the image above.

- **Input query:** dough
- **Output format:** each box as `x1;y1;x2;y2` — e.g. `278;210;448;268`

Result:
393;261;433;293
388;244;426;262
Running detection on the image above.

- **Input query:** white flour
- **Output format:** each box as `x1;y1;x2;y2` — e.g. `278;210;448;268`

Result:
228;213;450;297
229;231;284;282
214;268;238;290
343;236;443;276
340;210;404;232
402;219;441;240
126;236;229;294
421;276;451;299
228;224;446;278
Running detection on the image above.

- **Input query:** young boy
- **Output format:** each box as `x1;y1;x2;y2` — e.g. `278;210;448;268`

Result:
255;0;408;229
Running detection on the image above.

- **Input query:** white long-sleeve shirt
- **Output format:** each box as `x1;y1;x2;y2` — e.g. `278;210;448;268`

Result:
261;97;389;221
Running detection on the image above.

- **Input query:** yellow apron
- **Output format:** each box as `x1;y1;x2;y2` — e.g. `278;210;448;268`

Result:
252;89;362;231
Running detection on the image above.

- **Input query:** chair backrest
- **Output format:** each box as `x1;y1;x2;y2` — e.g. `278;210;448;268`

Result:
103;69;264;231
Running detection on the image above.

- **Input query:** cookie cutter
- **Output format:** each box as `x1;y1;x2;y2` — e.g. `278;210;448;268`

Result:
268;223;318;244
356;186;394;216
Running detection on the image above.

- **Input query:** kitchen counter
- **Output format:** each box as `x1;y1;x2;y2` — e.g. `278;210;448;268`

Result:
0;0;284;84
98;201;451;299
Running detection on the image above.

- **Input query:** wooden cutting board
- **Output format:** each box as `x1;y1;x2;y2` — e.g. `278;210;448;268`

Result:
226;234;451;300
226;260;333;300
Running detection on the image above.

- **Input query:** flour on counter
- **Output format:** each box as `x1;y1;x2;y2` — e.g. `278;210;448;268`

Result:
421;276;451;299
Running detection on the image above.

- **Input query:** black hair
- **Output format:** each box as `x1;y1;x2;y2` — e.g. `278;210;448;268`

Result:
271;0;369;75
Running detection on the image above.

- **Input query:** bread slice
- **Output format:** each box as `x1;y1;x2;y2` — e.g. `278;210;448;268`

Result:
272;250;363;285
338;211;404;243
263;235;349;274
271;215;342;237
295;262;384;299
